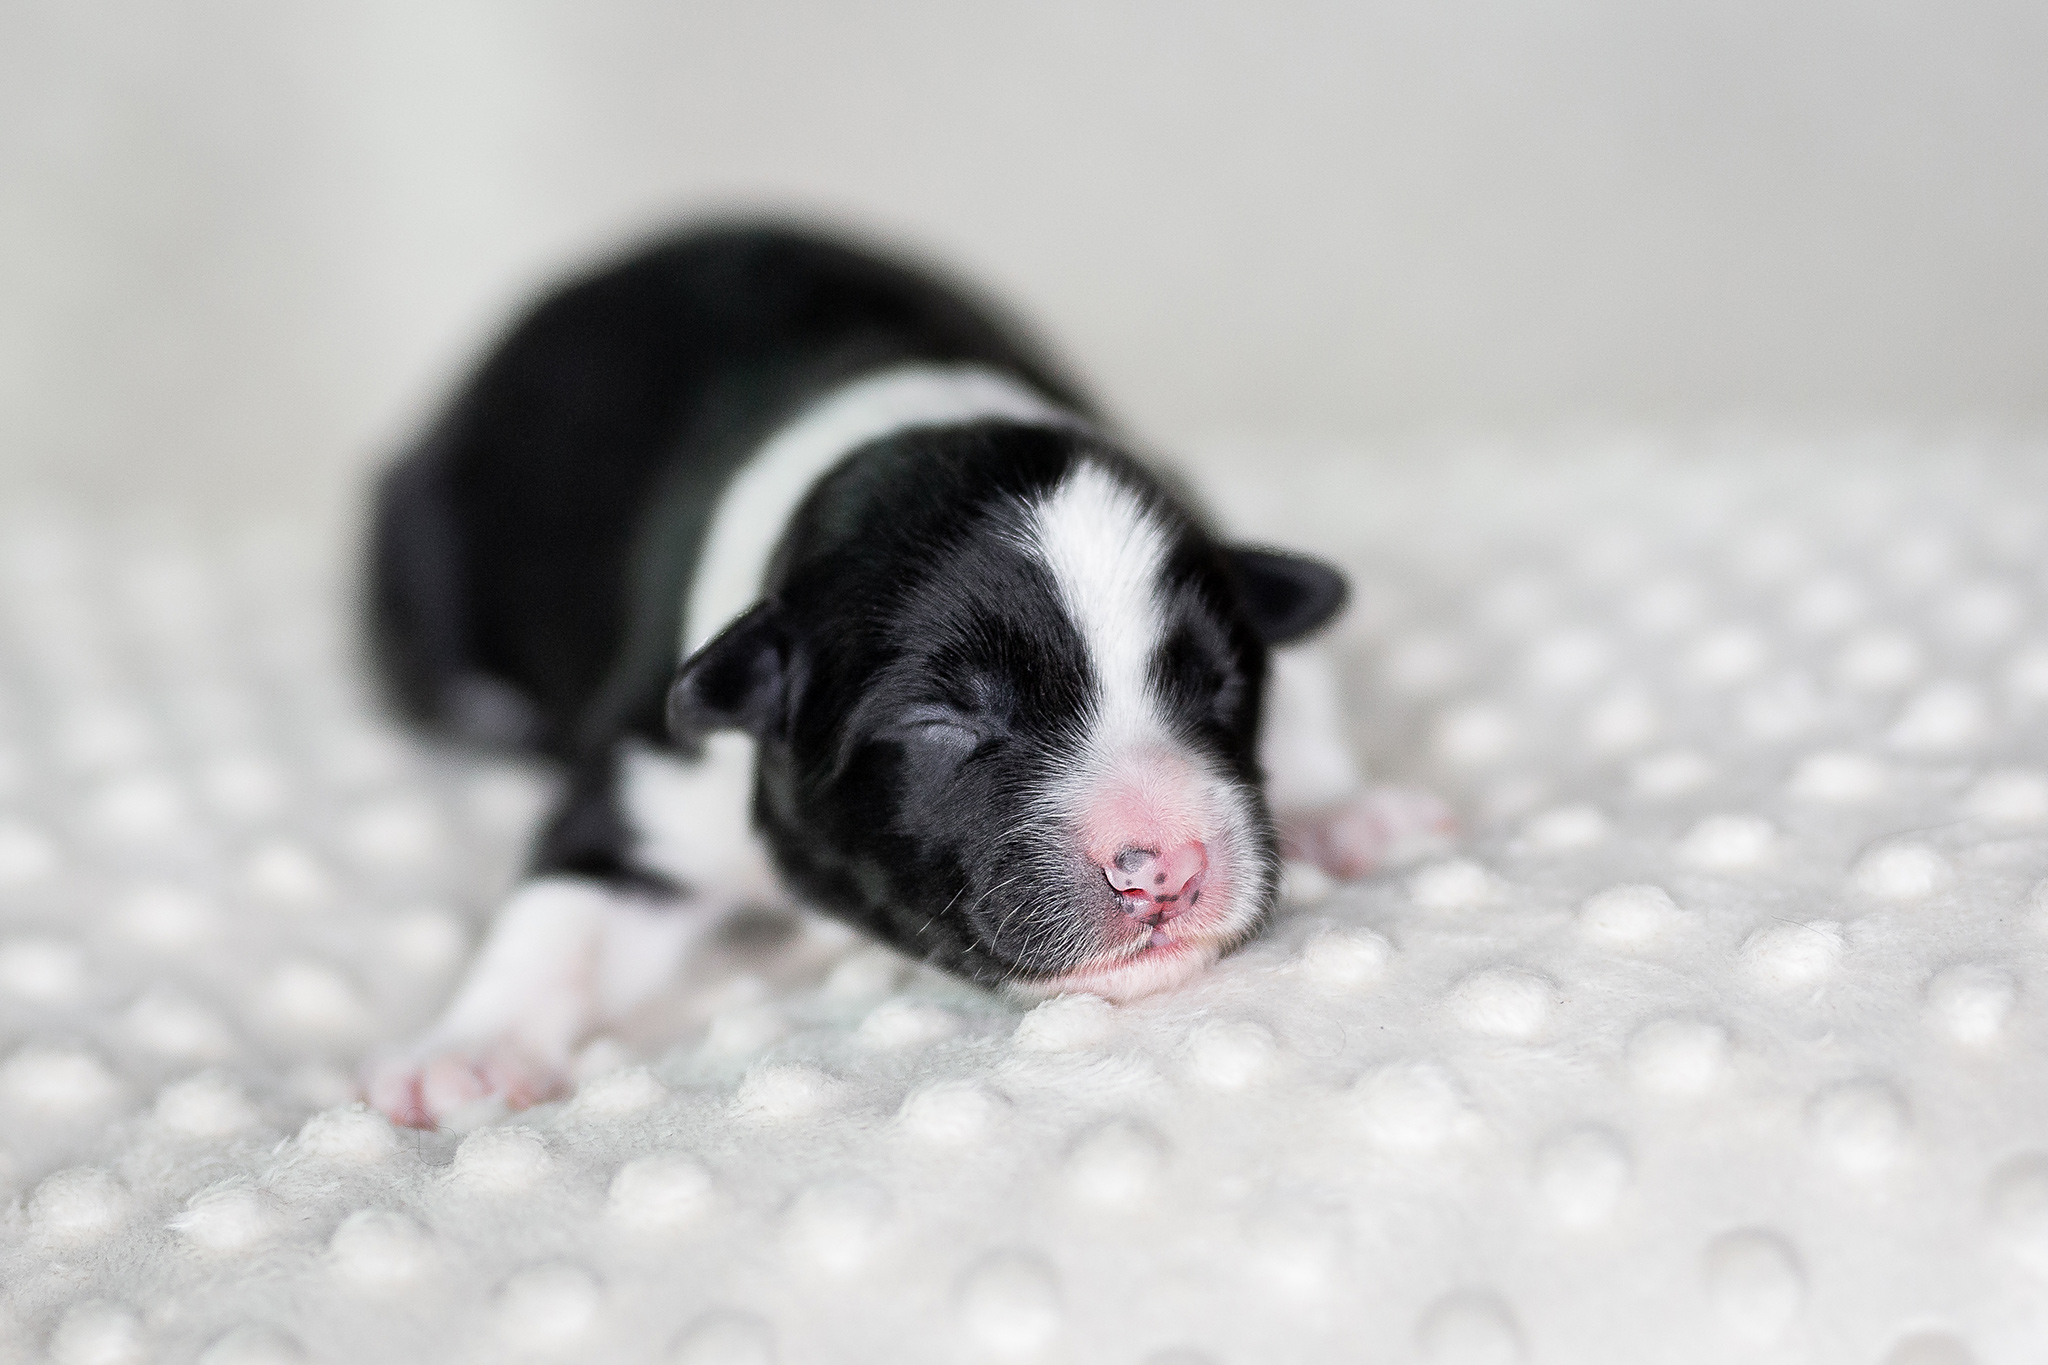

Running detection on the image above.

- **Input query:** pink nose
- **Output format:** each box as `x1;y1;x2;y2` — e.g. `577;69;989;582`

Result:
1105;841;1209;922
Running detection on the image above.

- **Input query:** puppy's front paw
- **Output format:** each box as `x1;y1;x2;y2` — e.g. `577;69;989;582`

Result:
1281;786;1455;879
362;1039;569;1131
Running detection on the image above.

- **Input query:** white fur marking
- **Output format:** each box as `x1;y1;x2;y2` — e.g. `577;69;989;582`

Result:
1261;644;1364;812
1020;461;1273;964
621;733;778;898
428;877;614;1063
684;363;1082;656
366;875;715;1127
426;736;780;1061
1023;462;1174;747
594;898;705;1019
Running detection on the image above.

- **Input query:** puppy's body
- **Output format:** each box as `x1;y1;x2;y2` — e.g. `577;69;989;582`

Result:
365;223;1445;1128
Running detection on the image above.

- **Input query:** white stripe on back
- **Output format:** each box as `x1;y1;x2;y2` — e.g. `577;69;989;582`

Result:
1023;461;1173;749
682;362;1081;657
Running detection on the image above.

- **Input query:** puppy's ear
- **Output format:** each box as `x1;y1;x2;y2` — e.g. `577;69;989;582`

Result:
667;602;792;744
1228;547;1350;646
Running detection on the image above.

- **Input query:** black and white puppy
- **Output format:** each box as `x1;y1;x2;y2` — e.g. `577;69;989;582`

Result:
361;222;1447;1129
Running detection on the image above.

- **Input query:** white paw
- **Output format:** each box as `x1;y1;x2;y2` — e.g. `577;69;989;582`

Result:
361;1038;570;1131
1281;786;1455;879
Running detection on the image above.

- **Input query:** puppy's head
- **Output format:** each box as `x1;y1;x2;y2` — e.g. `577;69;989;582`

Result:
668;425;1345;1001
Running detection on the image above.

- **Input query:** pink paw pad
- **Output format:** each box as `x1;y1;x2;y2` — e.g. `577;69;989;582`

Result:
362;1043;568;1131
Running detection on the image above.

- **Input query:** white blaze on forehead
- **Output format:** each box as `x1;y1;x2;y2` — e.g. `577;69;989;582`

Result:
684;363;1082;656
1014;460;1273;991
1023;461;1173;745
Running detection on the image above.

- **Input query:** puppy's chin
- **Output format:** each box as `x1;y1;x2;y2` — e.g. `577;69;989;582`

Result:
1005;936;1227;1004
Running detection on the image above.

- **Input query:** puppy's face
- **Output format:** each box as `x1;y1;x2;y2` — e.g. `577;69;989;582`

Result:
669;427;1345;1001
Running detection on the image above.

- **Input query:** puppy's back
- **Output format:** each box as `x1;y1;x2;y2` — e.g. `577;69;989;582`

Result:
368;221;1090;759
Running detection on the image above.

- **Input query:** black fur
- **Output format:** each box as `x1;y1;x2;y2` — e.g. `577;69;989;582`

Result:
371;221;1090;762
370;221;1348;986
1226;548;1350;647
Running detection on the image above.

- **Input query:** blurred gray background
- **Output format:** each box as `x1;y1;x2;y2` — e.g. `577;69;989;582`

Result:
3;1;2044;514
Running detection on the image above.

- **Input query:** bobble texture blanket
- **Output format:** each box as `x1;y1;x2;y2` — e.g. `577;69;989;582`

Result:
1;439;2044;1364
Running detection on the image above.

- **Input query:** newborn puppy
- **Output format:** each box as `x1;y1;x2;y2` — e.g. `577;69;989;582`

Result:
362;222;1447;1128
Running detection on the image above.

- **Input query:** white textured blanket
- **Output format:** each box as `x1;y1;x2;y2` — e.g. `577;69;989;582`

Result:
2;439;2044;1364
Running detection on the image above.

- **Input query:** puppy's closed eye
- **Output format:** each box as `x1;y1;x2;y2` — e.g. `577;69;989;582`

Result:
889;705;996;754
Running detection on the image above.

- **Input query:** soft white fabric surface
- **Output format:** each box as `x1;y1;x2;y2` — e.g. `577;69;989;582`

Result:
2;439;2046;1363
